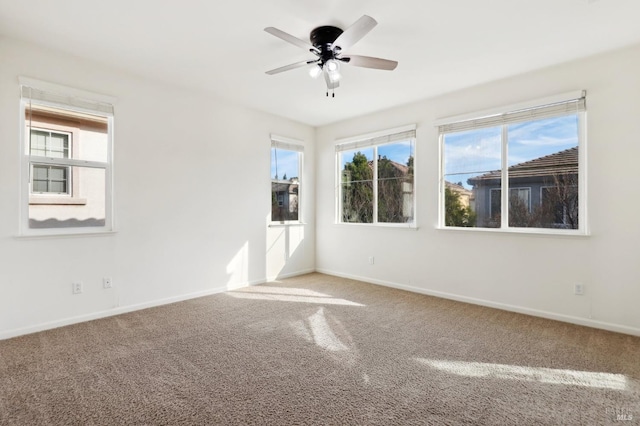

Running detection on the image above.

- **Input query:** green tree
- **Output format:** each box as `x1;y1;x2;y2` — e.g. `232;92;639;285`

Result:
445;187;476;227
378;156;407;222
342;152;373;223
342;152;415;224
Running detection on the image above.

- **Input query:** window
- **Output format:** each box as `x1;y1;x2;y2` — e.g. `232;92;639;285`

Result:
439;91;586;234
336;125;416;226
30;129;71;194
20;79;114;235
271;136;303;223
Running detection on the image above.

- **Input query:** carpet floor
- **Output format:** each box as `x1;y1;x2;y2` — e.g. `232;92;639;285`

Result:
1;273;639;425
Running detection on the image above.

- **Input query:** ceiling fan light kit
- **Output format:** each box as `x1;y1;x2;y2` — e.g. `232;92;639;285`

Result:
265;15;398;97
309;65;323;79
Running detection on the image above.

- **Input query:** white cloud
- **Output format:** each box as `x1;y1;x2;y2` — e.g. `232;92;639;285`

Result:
444;133;501;175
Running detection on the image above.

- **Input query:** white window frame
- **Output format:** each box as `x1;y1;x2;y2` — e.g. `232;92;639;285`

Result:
270;135;303;225
437;91;587;235
19;77;116;236
335;124;417;228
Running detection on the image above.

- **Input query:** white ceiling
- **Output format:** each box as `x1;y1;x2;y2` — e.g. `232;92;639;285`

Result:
1;0;640;126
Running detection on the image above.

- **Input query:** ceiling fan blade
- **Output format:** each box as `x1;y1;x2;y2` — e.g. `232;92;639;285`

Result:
323;68;340;90
265;60;315;75
343;55;398;71
332;15;377;52
264;27;318;53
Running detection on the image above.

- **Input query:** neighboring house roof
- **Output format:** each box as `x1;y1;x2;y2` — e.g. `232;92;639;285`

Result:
445;181;472;197
367;159;409;175
272;181;298;194
445;181;474;206
468;147;578;184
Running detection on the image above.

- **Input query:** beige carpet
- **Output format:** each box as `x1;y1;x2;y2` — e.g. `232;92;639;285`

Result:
1;273;639;425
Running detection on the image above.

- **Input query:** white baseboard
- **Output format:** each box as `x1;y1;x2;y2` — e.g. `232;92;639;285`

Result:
6;268;638;340
316;268;640;337
0;278;266;341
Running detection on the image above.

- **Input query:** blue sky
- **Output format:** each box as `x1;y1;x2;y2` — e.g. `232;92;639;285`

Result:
444;114;579;188
275;117;577;187
379;141;414;165
271;148;299;180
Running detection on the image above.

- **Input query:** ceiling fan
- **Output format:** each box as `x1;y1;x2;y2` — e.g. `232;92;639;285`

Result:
264;15;398;97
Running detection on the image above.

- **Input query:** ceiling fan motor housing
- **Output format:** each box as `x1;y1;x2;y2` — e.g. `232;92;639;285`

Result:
310;26;343;62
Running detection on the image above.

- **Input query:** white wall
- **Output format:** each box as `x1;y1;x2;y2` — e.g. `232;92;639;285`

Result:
3;36;639;340
0;37;315;339
316;44;640;336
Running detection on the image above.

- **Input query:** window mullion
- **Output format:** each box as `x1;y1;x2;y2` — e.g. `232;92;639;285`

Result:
297;151;302;222
373;146;378;224
501;124;509;229
336;153;341;223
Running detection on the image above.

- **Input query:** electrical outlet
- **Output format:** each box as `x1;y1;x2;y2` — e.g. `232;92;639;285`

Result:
72;282;83;294
574;283;585;296
368;256;375;265
103;277;113;289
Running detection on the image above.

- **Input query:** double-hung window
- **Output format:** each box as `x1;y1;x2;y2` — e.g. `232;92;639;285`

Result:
20;79;115;235
438;91;586;234
270;136;303;223
30;129;71;194
336;125;416;226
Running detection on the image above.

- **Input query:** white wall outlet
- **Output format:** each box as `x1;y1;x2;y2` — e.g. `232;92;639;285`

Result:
103;277;113;289
574;283;585;295
368;256;375;265
72;282;83;294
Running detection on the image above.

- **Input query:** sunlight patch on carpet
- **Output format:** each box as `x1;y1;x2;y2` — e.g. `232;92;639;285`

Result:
416;358;628;390
308;307;349;352
227;289;364;306
236;286;335;298
289;308;359;366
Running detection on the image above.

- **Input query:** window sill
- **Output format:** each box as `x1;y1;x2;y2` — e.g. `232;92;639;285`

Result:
269;222;306;227
15;229;117;240
29;196;87;205
334;222;418;231
436;226;589;237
